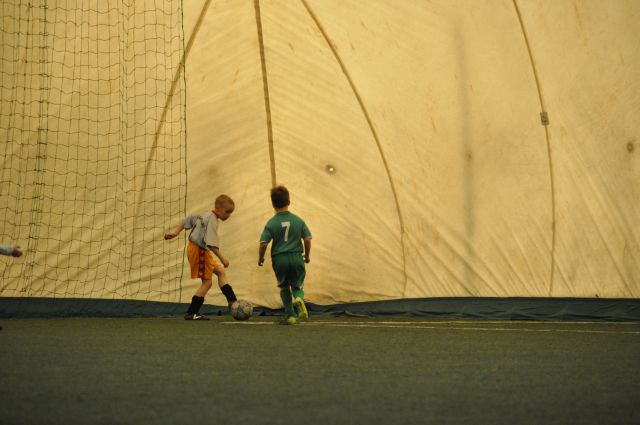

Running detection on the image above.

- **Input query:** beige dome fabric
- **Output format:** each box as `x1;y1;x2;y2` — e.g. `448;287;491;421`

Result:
183;0;639;307
1;0;638;308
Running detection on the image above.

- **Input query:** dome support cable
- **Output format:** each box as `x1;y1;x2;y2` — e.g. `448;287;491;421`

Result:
254;0;277;187
513;0;557;295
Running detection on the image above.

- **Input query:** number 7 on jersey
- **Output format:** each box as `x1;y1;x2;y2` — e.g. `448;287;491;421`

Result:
281;221;290;242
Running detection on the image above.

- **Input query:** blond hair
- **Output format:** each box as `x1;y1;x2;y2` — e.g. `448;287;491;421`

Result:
215;194;234;209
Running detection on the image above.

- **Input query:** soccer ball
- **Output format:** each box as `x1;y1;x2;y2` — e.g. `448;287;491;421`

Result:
231;300;253;321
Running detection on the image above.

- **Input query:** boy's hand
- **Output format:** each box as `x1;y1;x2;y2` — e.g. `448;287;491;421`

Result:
258;257;265;266
221;257;230;268
11;246;23;257
304;256;310;263
164;232;176;240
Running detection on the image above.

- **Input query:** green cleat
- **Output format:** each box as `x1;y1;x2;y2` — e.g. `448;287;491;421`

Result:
294;297;309;321
278;316;297;325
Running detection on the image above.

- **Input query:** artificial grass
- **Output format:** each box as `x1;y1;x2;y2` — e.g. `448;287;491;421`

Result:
0;317;639;425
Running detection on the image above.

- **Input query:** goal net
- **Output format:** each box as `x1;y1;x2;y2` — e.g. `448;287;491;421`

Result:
0;1;187;302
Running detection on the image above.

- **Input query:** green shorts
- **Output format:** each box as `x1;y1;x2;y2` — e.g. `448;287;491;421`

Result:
271;252;306;289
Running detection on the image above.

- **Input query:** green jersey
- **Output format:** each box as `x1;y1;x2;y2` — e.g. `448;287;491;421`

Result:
260;211;311;257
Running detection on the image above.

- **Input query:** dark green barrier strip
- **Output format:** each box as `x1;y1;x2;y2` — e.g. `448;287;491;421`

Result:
1;296;639;321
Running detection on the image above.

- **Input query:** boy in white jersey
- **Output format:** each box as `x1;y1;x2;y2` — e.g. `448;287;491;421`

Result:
165;194;238;320
258;186;312;325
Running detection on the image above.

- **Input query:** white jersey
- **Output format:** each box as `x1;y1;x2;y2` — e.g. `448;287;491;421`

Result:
184;211;220;250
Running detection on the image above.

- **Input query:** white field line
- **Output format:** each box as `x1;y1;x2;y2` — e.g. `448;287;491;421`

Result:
306;323;640;334
221;320;640;334
306;320;640;326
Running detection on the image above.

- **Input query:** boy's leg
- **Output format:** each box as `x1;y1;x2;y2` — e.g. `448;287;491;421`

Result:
279;286;296;321
194;279;212;298
185;242;212;320
271;255;296;324
292;287;304;300
293;288;308;321
273;255;296;323
185;279;212;320
291;255;309;320
213;267;237;307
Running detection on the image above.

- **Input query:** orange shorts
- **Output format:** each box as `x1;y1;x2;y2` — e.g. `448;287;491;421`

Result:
187;241;219;280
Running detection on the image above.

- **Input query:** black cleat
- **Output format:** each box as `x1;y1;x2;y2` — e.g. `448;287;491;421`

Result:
184;313;210;321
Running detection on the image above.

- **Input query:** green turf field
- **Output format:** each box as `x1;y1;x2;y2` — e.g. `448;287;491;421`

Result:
1;317;639;425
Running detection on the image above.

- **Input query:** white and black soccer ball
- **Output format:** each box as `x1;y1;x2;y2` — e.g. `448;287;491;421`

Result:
231;300;253;321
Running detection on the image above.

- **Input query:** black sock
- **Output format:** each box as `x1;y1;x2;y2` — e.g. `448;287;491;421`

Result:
187;296;205;315
221;284;237;304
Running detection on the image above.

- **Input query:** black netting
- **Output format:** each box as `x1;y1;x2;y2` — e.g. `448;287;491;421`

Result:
1;1;187;302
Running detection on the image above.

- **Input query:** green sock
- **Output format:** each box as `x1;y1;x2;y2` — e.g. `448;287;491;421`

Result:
292;288;304;300
280;288;295;317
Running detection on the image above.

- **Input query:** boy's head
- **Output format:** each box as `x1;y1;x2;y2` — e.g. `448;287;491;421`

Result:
214;194;235;221
270;185;290;209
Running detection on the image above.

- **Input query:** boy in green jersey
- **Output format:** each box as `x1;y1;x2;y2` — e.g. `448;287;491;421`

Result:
258;186;312;325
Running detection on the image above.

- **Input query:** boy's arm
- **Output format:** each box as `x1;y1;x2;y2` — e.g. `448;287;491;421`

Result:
303;237;311;263
164;219;185;240
258;242;269;266
210;246;229;268
0;244;22;257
